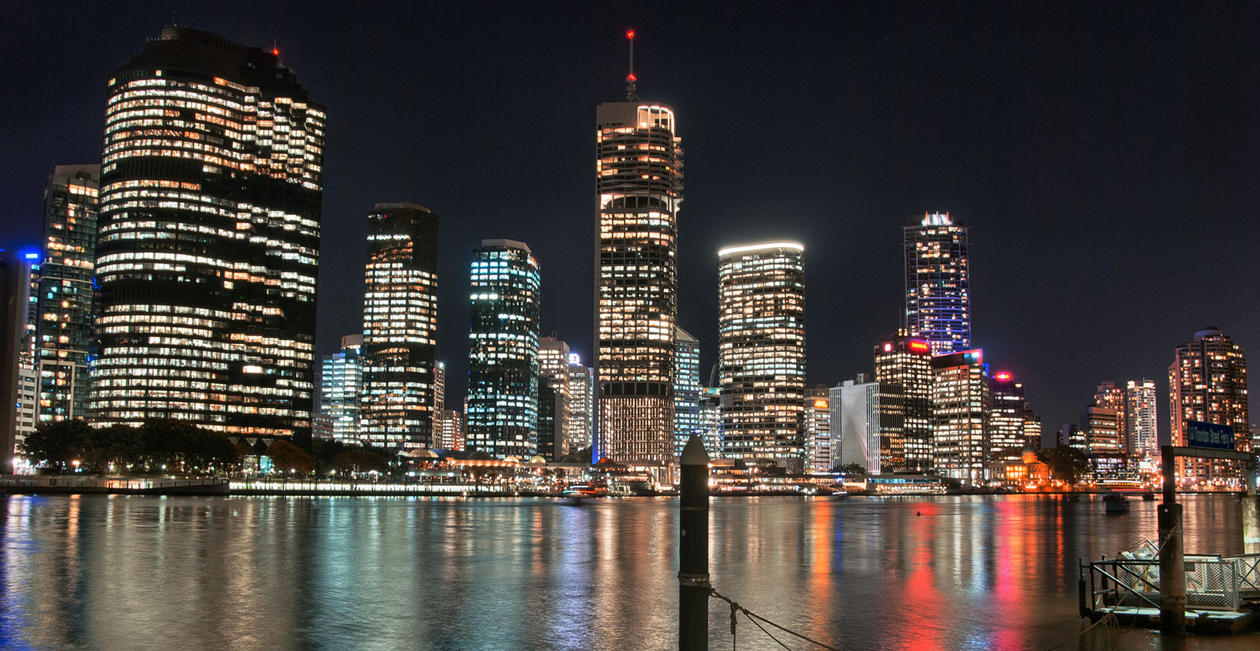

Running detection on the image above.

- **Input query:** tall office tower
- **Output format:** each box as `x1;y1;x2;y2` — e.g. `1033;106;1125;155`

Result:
989;372;1029;460
538;337;572;452
91;28;325;443
316;334;363;444
931;349;989;486
873;333;933;472
1124;379;1158;459
718;242;807;471
360;203;439;449
1;250;36;469
697;387;721;457
1082;405;1122;454
594;53;684;466
465;240;541;459
1023;404;1043;450
673;326;701;456
537;377;564;460
1169;327;1250;484
835;376;880;474
434;409;465;451
904;212;971;354
31;165;100;425
434;361;446;414
1092;381;1127;451
805;385;833;473
566;354;595;452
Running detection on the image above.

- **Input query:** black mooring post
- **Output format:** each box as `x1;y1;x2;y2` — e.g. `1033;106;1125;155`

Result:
679;435;711;650
1158;445;1186;636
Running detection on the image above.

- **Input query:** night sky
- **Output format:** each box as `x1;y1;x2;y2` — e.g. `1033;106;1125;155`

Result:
2;1;1257;441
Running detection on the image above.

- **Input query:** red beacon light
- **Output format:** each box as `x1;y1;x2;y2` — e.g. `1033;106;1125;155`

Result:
626;73;637;82
626;30;635;40
272;47;279;56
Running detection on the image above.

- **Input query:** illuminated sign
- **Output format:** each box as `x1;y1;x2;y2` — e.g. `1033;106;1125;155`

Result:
994;371;1013;381
907;340;930;353
813;399;828;409
883;343;893;352
1185;420;1235;451
568;353;581;365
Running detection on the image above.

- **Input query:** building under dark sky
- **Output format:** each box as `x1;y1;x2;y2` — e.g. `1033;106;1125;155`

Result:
1;2;1257;435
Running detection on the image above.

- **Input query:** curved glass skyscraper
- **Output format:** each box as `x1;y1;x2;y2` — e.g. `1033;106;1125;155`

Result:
90;28;325;443
594;95;683;467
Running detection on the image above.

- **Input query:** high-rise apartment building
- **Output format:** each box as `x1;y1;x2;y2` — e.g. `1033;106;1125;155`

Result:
1092;381;1127;452
873;333;933;472
904;212;970;354
1124;379;1158;459
91;28;325;443
360;203;438;449
566;354;595;452
1169;328;1250;484
835;376;880;474
805;386;833;473
316;335;363;444
594;74;684;466
465;239;541;459
31;165;100;425
537;377;565;460
1082;405;1122;455
931;349;989;485
718;242;806;471
433;409;465;451
674;326;701;457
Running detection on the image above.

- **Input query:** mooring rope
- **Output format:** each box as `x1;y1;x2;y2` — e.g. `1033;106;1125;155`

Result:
708;587;840;650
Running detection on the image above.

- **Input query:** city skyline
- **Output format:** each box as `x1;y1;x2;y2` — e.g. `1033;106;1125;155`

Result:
1;3;1258;435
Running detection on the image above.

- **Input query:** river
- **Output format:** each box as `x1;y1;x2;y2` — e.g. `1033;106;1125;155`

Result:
0;493;1255;649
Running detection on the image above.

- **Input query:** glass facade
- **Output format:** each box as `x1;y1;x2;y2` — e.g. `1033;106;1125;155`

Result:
594;101;683;466
931;349;989;486
673;326;701;457
805;386;832;473
566;355;594;453
538;337;571;456
360;203;438;449
873;333;934;472
989;372;1032;460
465;240;541;459
904;212;970;355
316;334;363;444
91;27;324;443
717;242;806;471
32;165;100;425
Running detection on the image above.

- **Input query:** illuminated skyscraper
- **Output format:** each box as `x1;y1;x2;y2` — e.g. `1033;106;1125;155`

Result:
566;353;595;452
465;239;541;459
674;326;701;457
835;377;880;474
718;242;806;470
1092;380;1127;450
1169;328;1250;484
931;349;989;485
91;28;325;443
697;387;721;458
594;42;684;466
904;212;970;354
1124;379;1158;459
31;165;99;425
989;371;1030;459
805;385;833;473
873;333;933;472
538;336;571;453
360;203;438;449
316;334;363;444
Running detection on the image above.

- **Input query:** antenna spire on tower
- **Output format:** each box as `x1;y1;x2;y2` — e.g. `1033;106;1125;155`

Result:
625;29;638;100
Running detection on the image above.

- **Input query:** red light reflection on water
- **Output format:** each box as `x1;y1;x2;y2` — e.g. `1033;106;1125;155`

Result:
898;501;945;649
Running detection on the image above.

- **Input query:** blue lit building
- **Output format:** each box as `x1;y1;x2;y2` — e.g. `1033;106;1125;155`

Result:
904;212;971;354
673;326;701;457
316;334;364;444
465;239;541;459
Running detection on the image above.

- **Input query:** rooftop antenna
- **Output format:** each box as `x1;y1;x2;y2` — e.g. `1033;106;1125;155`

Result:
625;29;638;100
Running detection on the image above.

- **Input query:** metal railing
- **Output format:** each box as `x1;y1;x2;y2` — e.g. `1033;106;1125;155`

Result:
1081;555;1248;615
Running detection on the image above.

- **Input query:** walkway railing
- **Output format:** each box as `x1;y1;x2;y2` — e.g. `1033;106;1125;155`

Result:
1081;554;1257;615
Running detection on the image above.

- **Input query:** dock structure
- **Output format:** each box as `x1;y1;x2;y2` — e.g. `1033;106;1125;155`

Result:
1079;548;1260;633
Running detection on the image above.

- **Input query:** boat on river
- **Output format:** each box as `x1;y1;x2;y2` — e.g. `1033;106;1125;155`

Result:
1103;492;1130;514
